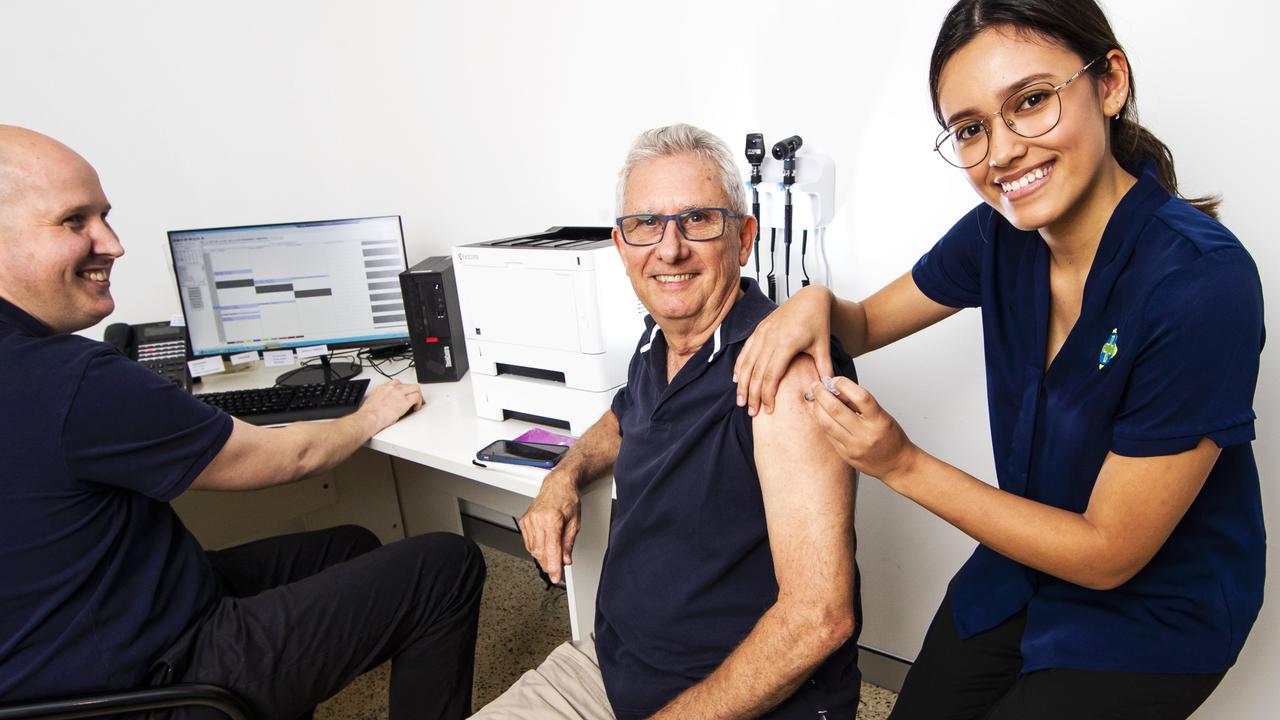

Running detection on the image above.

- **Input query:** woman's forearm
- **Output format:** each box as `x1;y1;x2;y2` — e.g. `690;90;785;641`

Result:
881;434;1220;591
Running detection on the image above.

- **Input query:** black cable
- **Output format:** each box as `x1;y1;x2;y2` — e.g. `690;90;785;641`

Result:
766;228;777;302
801;229;811;287
368;357;416;379
752;192;761;282
356;347;416;379
783;198;793;299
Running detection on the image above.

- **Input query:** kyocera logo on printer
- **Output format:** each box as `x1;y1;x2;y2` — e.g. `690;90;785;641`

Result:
457;253;479;261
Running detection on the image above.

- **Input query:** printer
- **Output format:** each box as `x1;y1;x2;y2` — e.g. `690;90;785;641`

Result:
452;226;646;434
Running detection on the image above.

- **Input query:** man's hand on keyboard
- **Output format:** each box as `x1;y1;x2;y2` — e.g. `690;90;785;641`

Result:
360;379;424;432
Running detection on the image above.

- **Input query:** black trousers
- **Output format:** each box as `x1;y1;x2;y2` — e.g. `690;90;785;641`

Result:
887;585;1225;720
149;526;486;720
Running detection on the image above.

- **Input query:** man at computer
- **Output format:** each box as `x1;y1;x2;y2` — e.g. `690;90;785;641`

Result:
0;125;485;719
475;124;861;719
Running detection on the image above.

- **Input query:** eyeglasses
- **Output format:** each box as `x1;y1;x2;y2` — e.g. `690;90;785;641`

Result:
933;56;1105;169
615;207;740;247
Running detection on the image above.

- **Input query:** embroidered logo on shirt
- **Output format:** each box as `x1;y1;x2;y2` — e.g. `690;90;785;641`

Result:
1098;328;1119;369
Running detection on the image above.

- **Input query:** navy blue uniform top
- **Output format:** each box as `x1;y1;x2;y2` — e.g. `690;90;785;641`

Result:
596;278;861;719
911;164;1265;674
0;298;231;700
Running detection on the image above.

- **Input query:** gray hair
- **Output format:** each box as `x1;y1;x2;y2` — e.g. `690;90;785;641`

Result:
615;123;747;218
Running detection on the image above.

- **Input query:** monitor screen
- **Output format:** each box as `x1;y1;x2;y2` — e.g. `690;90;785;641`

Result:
169;215;409;358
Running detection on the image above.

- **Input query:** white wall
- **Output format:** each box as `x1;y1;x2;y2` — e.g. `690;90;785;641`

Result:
4;1;1275;715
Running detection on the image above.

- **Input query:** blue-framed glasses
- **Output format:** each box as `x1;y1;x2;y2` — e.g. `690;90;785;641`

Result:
615;207;741;247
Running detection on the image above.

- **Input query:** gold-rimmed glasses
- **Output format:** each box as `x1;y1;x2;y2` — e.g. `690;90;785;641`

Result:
933;56;1105;169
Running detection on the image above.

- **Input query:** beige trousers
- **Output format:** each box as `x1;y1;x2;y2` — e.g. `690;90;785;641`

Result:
469;639;617;719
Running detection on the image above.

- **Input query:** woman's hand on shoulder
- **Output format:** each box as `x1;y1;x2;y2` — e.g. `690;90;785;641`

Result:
734;284;834;416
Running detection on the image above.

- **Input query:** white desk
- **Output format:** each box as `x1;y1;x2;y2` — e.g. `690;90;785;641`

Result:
180;360;612;642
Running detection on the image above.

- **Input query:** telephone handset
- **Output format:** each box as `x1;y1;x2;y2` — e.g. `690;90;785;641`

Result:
103;320;192;391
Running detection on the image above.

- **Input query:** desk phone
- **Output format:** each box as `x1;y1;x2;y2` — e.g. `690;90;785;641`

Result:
104;321;192;391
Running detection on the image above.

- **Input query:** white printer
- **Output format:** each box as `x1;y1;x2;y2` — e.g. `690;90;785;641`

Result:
452;227;646;434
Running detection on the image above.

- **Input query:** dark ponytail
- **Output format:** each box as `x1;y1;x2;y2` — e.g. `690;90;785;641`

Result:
929;0;1220;218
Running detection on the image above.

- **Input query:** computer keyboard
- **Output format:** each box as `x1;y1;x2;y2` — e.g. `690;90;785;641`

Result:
194;379;371;425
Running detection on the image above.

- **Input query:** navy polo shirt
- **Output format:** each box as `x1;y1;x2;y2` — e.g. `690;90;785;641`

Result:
0;298;231;700
596;277;861;718
911;165;1265;674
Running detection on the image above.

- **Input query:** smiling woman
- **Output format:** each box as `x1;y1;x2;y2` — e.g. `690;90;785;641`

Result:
731;1;1266;719
934;29;1135;249
928;0;1221;221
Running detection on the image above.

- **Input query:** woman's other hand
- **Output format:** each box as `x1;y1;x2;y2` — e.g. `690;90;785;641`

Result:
806;376;921;484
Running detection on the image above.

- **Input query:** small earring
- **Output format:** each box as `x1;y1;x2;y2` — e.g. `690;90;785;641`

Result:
1114;113;1121;120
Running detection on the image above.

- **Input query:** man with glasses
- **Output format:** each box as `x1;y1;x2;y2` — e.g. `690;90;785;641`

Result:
473;124;862;719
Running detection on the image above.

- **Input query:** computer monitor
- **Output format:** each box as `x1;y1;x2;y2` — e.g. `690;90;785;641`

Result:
168;215;409;385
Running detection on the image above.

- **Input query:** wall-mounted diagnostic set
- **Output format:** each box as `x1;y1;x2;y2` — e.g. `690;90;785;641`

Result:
742;132;836;302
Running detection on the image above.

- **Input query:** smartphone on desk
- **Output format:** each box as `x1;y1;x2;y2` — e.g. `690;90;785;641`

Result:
476;440;569;469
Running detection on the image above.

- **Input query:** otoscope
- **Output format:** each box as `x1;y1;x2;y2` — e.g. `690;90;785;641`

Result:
744;133;765;283
772;135;802;298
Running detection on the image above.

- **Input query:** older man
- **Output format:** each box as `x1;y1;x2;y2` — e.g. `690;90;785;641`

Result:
0;126;484;718
478;124;862;719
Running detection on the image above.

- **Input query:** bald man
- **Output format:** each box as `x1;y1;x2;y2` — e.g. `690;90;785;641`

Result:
0;127;485;718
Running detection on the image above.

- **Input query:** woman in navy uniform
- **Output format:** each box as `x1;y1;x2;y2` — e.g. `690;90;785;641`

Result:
733;1;1264;718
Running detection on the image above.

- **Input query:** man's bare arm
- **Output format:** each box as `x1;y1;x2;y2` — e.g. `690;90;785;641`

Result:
189;379;423;492
654;358;857;719
519;410;621;583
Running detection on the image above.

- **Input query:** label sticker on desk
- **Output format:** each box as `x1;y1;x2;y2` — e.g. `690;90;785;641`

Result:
295;344;329;360
229;350;260;366
187;356;225;378
263;350;296;368
169;313;186;327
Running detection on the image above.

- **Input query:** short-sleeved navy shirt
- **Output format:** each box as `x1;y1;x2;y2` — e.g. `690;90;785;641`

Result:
0;298;231;700
911;165;1265;673
596;278;861;718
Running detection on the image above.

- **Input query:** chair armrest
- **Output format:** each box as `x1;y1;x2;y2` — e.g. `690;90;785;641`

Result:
0;683;251;720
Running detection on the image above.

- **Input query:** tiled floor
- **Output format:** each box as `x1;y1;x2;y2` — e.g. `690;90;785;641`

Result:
316;545;898;719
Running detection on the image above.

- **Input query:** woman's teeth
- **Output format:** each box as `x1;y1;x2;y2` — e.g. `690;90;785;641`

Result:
78;270;108;282
1001;166;1050;193
656;273;695;283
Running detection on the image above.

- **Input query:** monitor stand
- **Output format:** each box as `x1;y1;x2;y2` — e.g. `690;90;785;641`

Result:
276;355;362;386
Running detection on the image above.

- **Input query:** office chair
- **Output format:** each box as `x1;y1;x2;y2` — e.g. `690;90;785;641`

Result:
0;683;251;720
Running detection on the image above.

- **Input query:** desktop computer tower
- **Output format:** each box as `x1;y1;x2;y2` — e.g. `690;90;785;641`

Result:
399;256;469;382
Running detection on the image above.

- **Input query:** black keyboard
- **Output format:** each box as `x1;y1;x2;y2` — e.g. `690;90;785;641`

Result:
195;379;370;425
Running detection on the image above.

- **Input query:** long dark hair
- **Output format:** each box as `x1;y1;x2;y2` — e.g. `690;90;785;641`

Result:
929;0;1219;218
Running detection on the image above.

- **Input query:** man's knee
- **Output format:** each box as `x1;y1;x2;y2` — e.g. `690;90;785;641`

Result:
472;640;611;719
329;523;382;558
400;532;487;594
